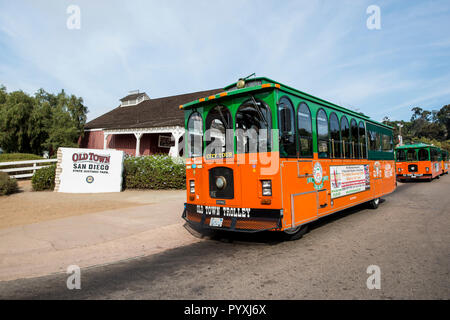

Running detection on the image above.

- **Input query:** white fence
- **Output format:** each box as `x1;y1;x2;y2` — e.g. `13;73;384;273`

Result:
0;159;57;179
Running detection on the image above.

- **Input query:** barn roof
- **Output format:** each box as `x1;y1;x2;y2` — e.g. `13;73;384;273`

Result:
85;88;222;130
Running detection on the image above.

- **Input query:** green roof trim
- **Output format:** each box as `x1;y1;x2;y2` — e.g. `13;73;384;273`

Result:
223;77;277;90
395;143;436;150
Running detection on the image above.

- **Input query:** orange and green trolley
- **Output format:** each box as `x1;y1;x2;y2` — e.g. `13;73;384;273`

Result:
181;77;396;240
395;143;442;181
441;149;449;175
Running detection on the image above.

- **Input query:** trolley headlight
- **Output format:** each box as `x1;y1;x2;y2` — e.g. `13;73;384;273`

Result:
398;168;402;173
215;176;226;190
426;167;429;172
189;180;195;194
261;180;272;197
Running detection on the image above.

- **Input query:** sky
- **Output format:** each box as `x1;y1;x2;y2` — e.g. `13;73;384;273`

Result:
0;0;449;122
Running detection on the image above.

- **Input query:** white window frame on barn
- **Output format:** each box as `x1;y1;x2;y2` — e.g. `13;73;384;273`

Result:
158;135;175;148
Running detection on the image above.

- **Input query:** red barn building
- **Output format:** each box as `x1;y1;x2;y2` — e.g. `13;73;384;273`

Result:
80;89;220;157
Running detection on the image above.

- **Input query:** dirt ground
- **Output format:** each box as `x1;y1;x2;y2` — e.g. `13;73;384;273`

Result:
0;180;185;230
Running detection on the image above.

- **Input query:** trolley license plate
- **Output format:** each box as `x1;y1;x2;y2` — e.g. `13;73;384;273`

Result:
210;217;223;227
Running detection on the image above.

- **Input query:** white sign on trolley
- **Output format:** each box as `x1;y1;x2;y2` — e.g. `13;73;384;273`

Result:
55;147;124;193
330;165;371;199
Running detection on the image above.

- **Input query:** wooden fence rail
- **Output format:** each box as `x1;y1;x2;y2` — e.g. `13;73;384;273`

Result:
0;159;57;179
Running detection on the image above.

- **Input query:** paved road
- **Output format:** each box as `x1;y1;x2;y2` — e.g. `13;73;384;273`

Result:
1;176;449;299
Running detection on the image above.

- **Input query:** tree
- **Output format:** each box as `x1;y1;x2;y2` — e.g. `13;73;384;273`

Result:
410;107;424;122
0;90;36;153
382;104;450;151
0;86;7;104
29;95;52;154
436;105;450;139
42;90;87;154
44;101;80;153
0;86;88;155
66;94;88;133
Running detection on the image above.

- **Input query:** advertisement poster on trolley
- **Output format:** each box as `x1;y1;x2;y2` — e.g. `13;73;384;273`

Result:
330;165;370;199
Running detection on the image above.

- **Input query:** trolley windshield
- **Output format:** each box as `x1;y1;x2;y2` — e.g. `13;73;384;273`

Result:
235;98;272;153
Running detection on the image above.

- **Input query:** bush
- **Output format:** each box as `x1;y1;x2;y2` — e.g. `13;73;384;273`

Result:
0;172;18;195
0;153;43;162
123;155;186;190
32;164;56;191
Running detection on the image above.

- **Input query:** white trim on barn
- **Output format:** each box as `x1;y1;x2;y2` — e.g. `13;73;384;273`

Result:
84;128;104;132
102;126;185;157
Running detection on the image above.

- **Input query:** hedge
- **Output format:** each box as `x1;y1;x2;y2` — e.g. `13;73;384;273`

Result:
32;164;56;191
123;155;186;190
0;153;43;162
0;172;18;196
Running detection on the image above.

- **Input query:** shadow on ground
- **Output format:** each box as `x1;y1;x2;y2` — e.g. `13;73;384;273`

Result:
184;199;387;246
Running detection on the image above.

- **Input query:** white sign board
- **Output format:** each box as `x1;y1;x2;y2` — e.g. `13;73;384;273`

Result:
56;148;124;193
330;165;370;199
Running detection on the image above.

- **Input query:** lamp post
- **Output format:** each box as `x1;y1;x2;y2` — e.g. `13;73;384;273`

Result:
397;123;404;146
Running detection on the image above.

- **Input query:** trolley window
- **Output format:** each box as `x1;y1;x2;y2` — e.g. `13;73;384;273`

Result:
382;134;393;152
406;149;417;161
205;105;232;154
369;130;380;151
351;119;358;159
316;109;329;158
418;149;429;161
278;97;296;157
329;112;341;158
341;116;351;158
187;112;204;158
235;99;272;153
297;102;313;158
397;149;406;161
359;121;366;159
431;148;439;161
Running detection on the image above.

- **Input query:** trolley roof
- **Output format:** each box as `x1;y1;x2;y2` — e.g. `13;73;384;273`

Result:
179;77;392;129
396;143;437;150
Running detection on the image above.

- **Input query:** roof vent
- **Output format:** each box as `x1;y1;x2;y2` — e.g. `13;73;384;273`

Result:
120;91;149;107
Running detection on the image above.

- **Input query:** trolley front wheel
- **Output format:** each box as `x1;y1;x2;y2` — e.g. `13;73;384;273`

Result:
283;224;309;241
368;197;380;209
